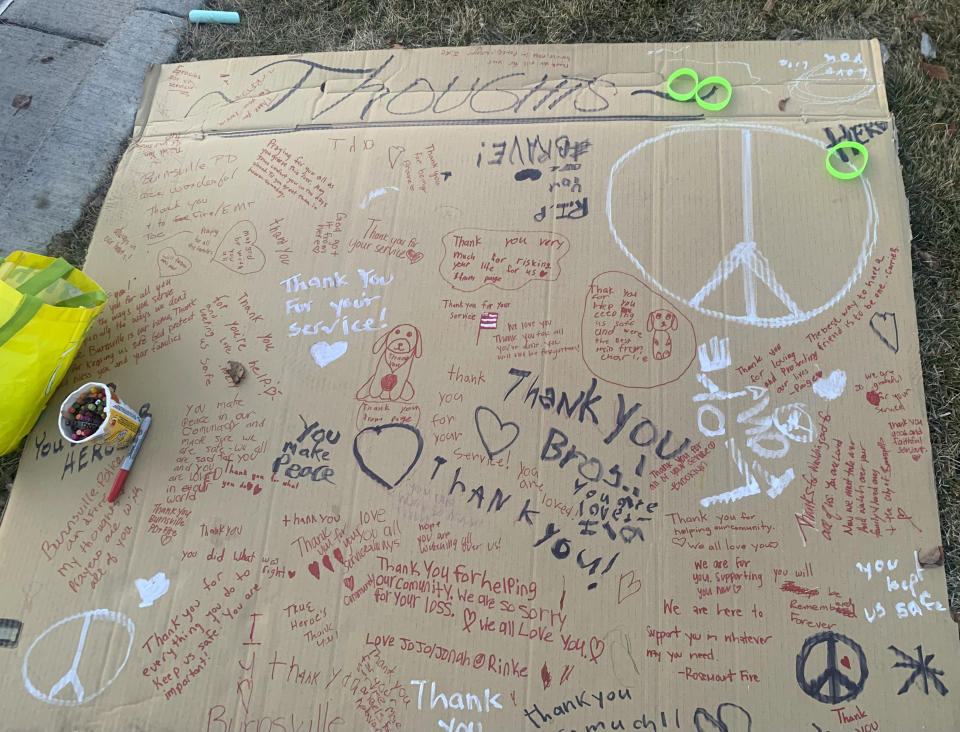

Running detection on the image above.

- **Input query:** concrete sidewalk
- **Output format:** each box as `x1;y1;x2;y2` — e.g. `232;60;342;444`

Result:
0;0;194;258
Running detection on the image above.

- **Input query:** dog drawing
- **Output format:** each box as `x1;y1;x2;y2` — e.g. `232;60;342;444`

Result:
646;309;678;360
356;324;422;402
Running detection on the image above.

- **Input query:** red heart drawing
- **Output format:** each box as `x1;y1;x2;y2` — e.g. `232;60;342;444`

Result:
308;561;321;580
321;555;335;573
288;570;296;578
157;246;192;277
866;390;881;406
344;576;355;591
840;656;851;669
380;373;398;392
539;270;548;277
212;219;265;275
588;636;605;662
333;548;345;565
388;145;405;169
912;453;922;462
617;571;643;604
406;249;424;264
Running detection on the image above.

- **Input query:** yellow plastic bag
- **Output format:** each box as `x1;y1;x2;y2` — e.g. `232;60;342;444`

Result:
0;251;107;455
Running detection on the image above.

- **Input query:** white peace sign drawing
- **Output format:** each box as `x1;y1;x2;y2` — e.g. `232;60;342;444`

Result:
22;609;135;706
606;122;878;328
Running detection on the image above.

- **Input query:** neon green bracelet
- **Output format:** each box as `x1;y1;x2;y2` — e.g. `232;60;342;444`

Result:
666;68;699;102
694;76;732;111
825;141;868;179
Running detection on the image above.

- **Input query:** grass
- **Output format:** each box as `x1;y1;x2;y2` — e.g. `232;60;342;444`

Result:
2;0;958;609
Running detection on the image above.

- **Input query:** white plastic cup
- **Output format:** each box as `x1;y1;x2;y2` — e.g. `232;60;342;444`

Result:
59;382;142;447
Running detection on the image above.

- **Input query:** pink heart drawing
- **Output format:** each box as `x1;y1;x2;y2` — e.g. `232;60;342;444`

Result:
321;555;335;573
344;576;355;591
308;561;321;580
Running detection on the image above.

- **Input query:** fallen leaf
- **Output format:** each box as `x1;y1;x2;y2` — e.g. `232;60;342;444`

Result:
778;97;790;111
948;122;957;137
918;546;945;566
932;103;946;119
917;250;939;270
763;0;775;13
921;62;949;81
12;94;32;111
879;43;890;64
907;11;924;22
39;56;54;64
777;28;804;41
226;360;245;384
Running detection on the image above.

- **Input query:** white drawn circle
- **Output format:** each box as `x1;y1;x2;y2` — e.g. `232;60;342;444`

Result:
606;122;878;328
22;609;135;706
790;61;876;106
773;403;815;443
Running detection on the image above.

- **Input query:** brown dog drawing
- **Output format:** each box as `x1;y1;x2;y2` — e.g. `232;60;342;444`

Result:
356;324;423;402
646;308;678;360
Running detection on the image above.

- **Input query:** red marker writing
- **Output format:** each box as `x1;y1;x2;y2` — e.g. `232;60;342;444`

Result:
108;416;151;503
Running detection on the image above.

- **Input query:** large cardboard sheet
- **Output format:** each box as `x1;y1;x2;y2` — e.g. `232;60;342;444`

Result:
1;40;958;731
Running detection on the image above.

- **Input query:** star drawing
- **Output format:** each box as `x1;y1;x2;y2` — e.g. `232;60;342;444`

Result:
889;644;948;696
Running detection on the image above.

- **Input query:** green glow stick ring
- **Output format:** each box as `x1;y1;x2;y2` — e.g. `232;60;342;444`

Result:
666;68;700;101
694;76;732;111
825;141;869;180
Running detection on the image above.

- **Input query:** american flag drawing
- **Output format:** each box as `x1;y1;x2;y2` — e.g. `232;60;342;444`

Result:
476;311;499;344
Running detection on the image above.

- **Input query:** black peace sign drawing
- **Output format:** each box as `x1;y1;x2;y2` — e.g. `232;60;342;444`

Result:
796;631;868;704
